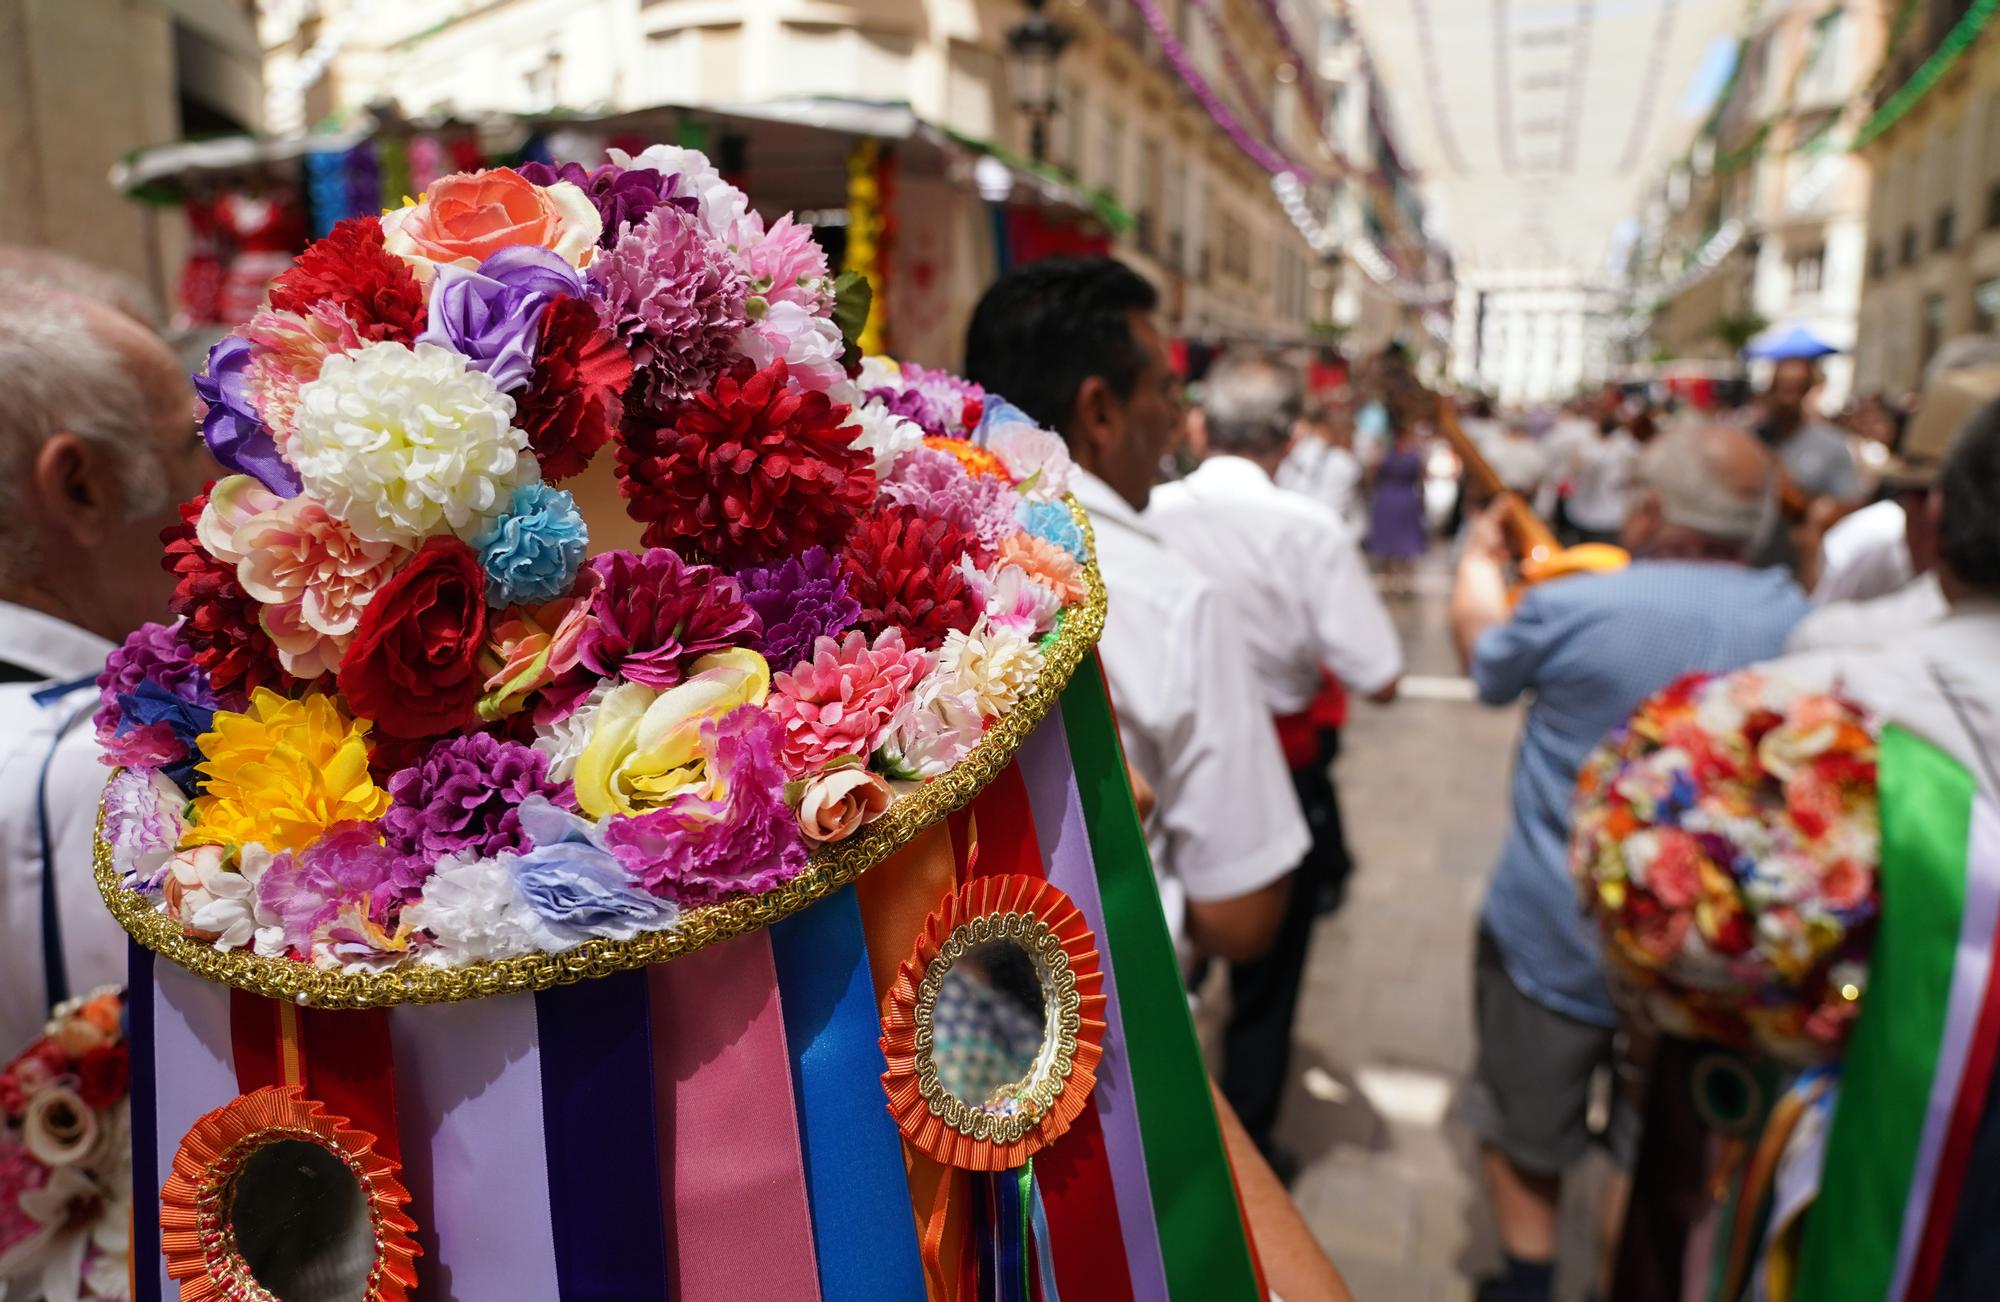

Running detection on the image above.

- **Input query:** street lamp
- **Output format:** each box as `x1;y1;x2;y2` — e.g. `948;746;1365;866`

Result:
1007;0;1071;165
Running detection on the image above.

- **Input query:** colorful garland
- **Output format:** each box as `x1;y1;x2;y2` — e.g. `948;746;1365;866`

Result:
844;139;891;357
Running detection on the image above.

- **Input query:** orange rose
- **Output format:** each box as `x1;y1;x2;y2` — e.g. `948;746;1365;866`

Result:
380;168;602;279
797;766;893;845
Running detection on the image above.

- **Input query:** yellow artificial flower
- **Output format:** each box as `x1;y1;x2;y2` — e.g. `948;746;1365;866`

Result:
183;689;390;854
574;649;770;819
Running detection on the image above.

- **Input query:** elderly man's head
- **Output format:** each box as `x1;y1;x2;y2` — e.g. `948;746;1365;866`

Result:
1199;350;1303;463
1937;398;2000;602
0;291;216;638
1620;421;1774;560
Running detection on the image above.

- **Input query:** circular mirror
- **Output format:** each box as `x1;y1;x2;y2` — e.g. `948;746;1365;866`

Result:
229;1139;374;1302
931;938;1051;1113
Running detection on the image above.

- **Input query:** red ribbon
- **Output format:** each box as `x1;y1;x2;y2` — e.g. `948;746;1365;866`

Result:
227;990;402;1165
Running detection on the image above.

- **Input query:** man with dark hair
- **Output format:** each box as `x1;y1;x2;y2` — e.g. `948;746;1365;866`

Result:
965;257;1305;967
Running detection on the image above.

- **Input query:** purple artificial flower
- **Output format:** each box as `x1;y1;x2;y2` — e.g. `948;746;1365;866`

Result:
588;204;749;415
96;621;205;740
417;246;584;392
518;160;694;247
194;336;302;496
734;547;861;675
256;822;409;953
863;384;953;440
601;706;808;905
865;361;987;439
579;548;761;688
381;733;572;873
881;445;1021;555
95;619;235;790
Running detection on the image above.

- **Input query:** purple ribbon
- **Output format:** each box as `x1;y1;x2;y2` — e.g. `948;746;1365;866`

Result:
1018;713;1171;1302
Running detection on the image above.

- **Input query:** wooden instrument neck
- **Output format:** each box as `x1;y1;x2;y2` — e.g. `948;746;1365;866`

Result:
1433;398;1562;559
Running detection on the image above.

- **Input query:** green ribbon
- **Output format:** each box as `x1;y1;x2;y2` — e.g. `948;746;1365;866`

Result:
1059;658;1264;1300
1018;1160;1035;1302
1796;726;1975;1296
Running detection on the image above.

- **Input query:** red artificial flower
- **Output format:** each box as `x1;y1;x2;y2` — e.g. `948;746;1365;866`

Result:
76;1042;128;1110
337;538;489;739
161;487;286;695
617;358;876;565
839;503;983;650
268;215;427;344
961;395;985;431
518;296;633;480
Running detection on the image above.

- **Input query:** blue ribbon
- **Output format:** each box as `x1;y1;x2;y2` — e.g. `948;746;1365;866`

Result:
535;969;670;1301
1029;1170;1063;1302
992;1170;1026;1302
768;885;926;1302
127;940;162;1302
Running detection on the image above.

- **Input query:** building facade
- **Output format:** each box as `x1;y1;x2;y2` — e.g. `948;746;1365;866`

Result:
1854;2;2000;397
1630;0;1889;406
260;0;1365;344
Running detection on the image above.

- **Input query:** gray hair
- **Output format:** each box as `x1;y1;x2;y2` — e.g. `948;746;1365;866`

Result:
1201;350;1303;455
0;295;171;572
0;246;162;328
1635;421;1767;544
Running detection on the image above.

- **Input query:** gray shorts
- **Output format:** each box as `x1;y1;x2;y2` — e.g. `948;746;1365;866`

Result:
1464;930;1641;1176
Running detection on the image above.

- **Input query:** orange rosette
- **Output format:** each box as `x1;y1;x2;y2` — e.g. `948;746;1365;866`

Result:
880;873;1107;1171
923;435;1010;480
160;1085;420;1302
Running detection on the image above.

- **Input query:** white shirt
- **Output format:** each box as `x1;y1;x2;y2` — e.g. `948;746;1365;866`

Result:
1276;438;1363;528
1813;500;1913;606
1565;430;1639;535
1787;572;1949;654
1147;456;1404;712
0;602;123;1053
1072;470;1308;947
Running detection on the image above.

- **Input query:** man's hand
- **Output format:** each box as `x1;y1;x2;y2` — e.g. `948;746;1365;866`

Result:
1450;501;1516;672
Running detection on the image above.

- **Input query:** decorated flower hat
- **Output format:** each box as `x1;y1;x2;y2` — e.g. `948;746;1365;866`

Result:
88;147;1268;1302
1571;668;1881;1066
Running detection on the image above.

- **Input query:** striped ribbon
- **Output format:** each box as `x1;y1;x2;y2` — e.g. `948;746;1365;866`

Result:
770;884;927;1302
1058;657;1265;1300
1796;726;1999;1297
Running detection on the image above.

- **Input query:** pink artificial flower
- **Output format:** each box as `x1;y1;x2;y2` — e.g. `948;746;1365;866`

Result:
997;532;1087;605
0;1140;48;1252
768;628;930;776
1821;858;1873;911
1646;830;1703;910
985;420;1073;500
241;302;364;446
478;593;599;720
745;213;833;309
203;483;411;678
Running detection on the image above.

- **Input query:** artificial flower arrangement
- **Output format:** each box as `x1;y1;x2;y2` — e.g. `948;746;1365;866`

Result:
1570;669;1881;1066
96;145;1096;977
0;989;130;1300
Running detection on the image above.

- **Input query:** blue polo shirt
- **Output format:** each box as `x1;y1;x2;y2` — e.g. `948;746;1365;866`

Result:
1472;561;1810;1026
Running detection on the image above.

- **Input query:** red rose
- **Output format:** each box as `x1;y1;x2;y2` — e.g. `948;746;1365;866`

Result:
338;538;488;739
518;296;633;480
617;358;876;565
76;1042;128;1110
268;215;427;343
161;487;286;694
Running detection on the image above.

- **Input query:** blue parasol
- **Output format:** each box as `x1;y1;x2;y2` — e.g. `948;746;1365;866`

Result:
1742;323;1841;360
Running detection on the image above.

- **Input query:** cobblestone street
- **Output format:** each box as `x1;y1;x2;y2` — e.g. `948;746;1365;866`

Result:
1201;563;1614;1301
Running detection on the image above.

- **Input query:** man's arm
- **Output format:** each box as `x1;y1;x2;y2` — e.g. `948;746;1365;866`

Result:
1212;1080;1356;1302
1451;501;1515;672
1185;875;1291;965
1309;520;1404;702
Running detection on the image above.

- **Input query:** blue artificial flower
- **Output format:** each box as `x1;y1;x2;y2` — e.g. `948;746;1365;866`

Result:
975;396;1036;443
1016;499;1086;560
509;797;679;943
473;483;588;608
118;679;217;794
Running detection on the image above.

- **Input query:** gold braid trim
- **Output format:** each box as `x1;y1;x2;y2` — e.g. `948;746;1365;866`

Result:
96;496;1107;1009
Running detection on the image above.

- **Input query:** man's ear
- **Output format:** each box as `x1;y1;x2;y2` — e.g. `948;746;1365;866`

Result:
33;432;112;542
1071;374;1116;464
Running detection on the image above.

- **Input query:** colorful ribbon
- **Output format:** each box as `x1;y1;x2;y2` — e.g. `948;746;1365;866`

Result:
127;942;161;1302
536;968;671;1301
650;931;822;1300
770;885;927;1302
1058;658;1264;1300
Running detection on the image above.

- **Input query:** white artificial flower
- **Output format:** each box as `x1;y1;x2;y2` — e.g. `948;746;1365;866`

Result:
532;681;614;784
964;561;1063;639
291;341;533;546
173;844;284;954
608;144;752;243
404;854;558;966
738;300;846;393
847;398;925;479
101;768;187;890
878;669;987;781
986;420;1074;501
936;618;1045;719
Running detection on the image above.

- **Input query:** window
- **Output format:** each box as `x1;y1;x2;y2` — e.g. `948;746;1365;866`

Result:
1792;247;1825;294
1936;205;1957;251
1902;224;1921;265
1797;7;1850;105
1922;293;1947;370
1977;278;2000;333
1986;179;2000;230
1137;137;1163;256
1099;111;1124;199
1164;159;1185;270
1869;242;1887;278
1057;82;1085;174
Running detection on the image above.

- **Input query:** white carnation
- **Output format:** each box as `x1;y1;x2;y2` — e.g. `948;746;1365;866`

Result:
879;670;987;781
404;853;561;966
532;681;613;783
292;340;534;546
848;398;925;478
936;618;1044;719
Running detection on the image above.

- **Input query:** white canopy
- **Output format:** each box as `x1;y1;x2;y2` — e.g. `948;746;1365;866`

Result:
1349;0;1741;277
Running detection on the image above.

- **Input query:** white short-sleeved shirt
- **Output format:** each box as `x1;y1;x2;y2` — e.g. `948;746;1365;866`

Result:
1787;572;1948;654
1276;438;1363;528
1072;470;1308;946
0;602;122;1053
1147;456;1404;712
1566;430;1639;535
1813;499;1914;606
